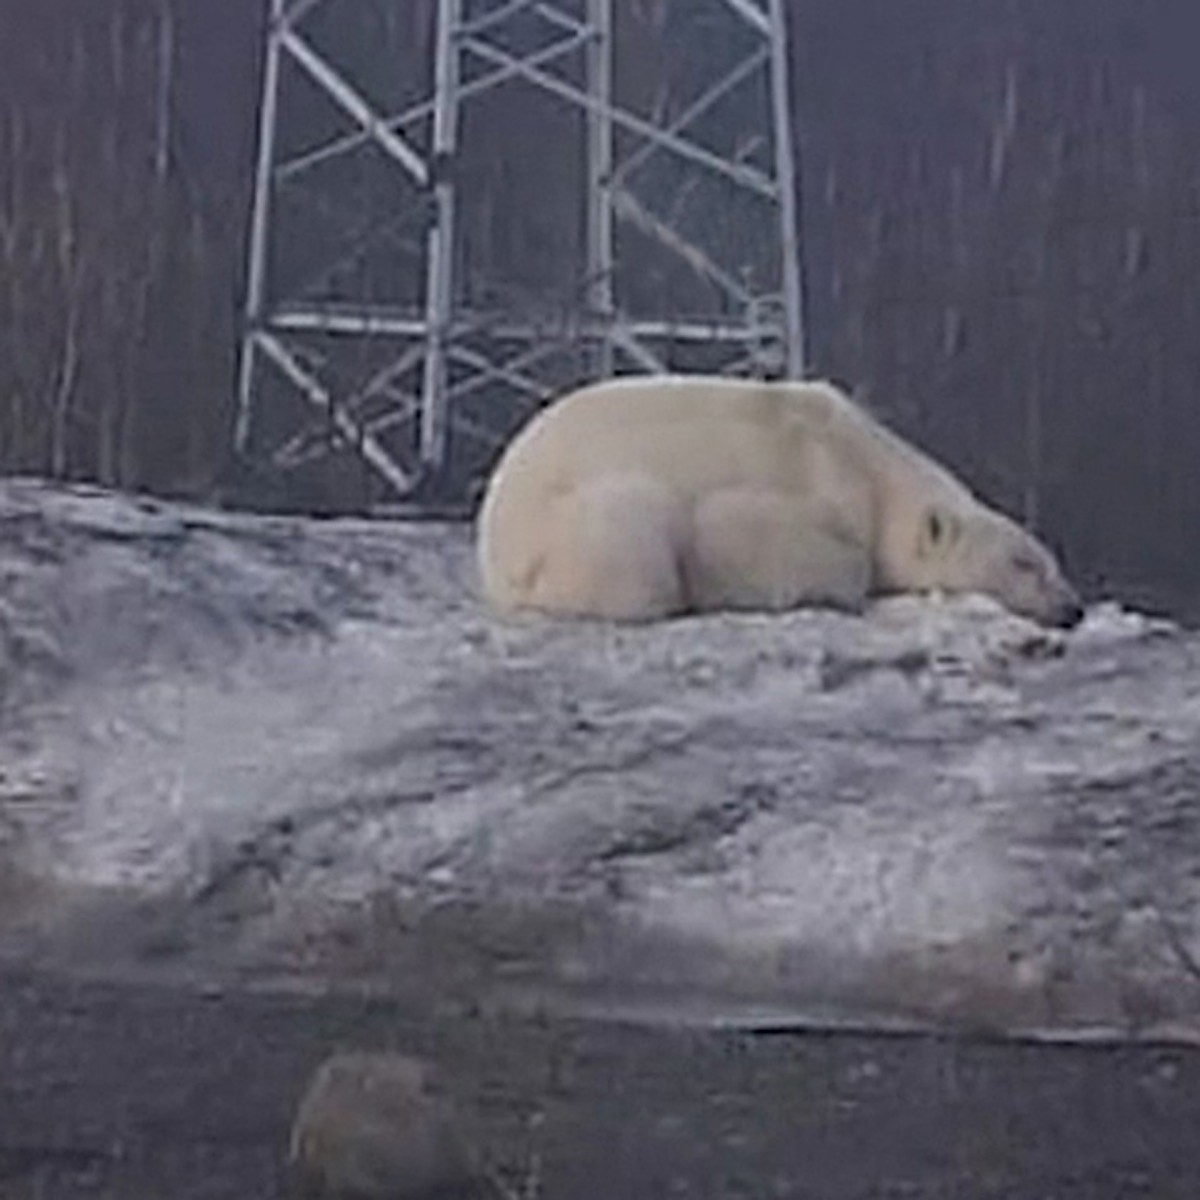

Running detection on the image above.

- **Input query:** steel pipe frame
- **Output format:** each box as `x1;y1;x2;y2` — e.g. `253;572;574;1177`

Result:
235;0;807;504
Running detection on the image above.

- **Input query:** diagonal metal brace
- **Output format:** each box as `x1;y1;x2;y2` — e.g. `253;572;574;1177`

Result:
460;32;777;199
279;27;430;188
255;331;415;493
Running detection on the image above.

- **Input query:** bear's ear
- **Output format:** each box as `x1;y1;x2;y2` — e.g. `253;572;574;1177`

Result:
918;506;961;559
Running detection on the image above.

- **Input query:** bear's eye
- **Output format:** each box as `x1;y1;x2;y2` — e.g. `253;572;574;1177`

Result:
1012;555;1040;576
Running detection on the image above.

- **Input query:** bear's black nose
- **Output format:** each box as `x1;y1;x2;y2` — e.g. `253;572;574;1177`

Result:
1055;599;1085;630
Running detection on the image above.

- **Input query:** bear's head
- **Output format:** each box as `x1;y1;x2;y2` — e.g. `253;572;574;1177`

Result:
909;502;1083;628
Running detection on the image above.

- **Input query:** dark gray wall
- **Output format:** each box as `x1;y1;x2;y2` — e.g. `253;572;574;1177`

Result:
2;0;1198;615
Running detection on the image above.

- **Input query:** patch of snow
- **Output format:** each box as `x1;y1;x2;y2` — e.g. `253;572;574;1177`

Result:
3;479;1200;1042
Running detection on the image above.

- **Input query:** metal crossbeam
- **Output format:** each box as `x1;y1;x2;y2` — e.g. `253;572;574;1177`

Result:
280;27;430;186
254;331;414;492
235;0;807;509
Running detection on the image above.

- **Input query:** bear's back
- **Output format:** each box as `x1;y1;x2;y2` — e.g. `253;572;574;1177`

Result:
496;375;858;499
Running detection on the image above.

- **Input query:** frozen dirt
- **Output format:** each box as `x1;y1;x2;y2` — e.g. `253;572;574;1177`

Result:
2;477;1200;1043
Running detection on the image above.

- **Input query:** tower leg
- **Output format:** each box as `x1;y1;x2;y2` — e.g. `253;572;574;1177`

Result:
585;0;615;378
419;0;463;473
234;0;287;456
767;0;807;378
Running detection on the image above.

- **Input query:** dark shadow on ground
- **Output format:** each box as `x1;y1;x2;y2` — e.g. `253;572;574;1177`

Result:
1;967;1199;1199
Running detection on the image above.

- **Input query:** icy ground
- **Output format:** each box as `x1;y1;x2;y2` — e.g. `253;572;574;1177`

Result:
2;477;1200;1043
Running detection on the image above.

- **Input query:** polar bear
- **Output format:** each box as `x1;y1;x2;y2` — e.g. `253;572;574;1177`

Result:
476;374;1083;628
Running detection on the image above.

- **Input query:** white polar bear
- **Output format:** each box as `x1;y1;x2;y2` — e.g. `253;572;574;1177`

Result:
475;374;1083;628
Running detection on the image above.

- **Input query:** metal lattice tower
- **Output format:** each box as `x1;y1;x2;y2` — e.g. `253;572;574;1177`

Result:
234;0;806;510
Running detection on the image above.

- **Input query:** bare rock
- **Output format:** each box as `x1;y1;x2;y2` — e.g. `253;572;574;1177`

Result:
288;1051;489;1199
6;480;1200;1045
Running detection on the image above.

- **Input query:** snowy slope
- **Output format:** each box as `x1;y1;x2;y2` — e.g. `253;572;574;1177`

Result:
2;478;1199;1043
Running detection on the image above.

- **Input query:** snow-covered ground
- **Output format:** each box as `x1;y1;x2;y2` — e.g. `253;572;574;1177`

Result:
3;477;1200;1043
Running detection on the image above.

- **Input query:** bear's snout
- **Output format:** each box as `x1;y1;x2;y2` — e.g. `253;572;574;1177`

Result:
1050;593;1085;630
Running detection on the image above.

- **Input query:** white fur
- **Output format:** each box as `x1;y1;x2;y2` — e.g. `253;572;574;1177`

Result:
476;375;1080;626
